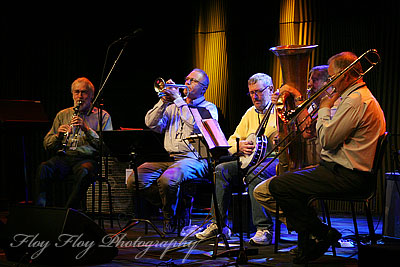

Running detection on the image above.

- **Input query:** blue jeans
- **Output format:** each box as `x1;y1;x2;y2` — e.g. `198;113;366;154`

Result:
127;156;208;219
211;158;278;230
37;155;97;209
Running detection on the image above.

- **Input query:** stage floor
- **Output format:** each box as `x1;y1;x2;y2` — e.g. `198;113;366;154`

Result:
0;209;388;267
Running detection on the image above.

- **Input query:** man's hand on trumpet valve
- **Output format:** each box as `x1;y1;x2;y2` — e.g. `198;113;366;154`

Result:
159;79;181;103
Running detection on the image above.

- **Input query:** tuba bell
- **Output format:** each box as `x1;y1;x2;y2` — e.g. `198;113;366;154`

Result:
270;44;318;174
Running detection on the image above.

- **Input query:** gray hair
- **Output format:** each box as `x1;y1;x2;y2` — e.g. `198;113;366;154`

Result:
248;73;273;88
71;77;95;96
309;65;329;82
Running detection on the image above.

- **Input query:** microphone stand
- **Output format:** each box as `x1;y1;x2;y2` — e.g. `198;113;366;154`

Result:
87;39;128;228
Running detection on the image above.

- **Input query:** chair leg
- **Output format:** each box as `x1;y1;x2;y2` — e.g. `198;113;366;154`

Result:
107;182;113;228
321;200;336;257
319;199;327;223
274;203;281;253
92;182;96;218
350;201;361;248
176;186;183;237
364;200;376;244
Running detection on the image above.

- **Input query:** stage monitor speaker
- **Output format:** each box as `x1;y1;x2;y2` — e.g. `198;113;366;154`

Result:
358;243;400;266
383;172;400;238
3;205;118;266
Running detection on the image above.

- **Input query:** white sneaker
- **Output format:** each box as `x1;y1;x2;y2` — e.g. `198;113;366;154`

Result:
249;229;272;246
195;223;231;240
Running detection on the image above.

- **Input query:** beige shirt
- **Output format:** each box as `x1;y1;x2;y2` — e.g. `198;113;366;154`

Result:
316;82;386;172
145;96;218;157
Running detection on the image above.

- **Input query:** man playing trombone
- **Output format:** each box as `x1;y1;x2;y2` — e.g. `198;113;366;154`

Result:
254;51;386;263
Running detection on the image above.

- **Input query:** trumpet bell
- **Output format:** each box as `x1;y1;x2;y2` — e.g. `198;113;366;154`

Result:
154;77;166;93
154;77;188;96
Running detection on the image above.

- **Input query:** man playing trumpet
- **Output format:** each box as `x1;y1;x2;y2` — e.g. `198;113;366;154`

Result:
127;68;218;234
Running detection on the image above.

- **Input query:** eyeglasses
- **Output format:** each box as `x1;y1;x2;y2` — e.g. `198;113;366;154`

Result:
247;86;273;97
185;77;207;87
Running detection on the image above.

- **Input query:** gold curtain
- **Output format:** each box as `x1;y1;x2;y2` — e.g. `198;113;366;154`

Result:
272;0;317;89
194;1;228;117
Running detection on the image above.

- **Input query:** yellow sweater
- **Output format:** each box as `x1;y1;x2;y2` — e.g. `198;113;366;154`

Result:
227;106;277;155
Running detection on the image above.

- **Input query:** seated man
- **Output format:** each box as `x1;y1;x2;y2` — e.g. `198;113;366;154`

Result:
254;51;386;263
36;77;113;209
196;73;278;245
127;68;218;234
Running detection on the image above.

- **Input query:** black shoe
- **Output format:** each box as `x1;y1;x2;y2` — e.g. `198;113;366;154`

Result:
315;227;342;253
163;218;176;234
293;235;318;264
293;228;342;264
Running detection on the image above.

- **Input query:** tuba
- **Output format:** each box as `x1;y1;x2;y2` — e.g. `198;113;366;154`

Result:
269;44;318;174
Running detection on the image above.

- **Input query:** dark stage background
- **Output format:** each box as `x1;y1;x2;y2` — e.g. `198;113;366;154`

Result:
1;1;399;214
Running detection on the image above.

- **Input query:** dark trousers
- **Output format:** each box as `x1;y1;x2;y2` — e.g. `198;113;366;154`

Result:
268;161;373;238
37;155;97;209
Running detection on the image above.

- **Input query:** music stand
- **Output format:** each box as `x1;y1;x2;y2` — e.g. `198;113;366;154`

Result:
104;129;171;239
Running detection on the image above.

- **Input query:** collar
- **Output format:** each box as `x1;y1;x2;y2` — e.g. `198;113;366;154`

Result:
254;102;273;114
341;82;366;99
187;96;206;106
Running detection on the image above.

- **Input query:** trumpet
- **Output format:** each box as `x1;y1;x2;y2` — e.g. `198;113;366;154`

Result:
154;77;188;96
57;100;83;155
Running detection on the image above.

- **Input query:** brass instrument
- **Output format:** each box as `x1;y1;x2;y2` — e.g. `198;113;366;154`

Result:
57;100;83;155
154;77;188;97
245;48;381;183
282;49;381;124
270;44;318;173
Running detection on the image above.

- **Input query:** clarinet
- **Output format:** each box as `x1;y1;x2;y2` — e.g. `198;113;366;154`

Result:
57;100;83;155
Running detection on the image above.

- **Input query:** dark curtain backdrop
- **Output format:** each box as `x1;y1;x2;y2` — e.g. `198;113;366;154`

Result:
1;1;399;212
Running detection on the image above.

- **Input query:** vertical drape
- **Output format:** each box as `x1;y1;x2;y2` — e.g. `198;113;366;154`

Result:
272;0;317;89
194;0;228;117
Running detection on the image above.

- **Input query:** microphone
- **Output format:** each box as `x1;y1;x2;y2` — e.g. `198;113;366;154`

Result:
112;28;143;44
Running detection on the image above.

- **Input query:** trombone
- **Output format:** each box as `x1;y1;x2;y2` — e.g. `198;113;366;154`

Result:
281;49;381;124
245;48;381;182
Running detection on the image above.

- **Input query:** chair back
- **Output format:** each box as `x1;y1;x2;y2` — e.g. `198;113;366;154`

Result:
371;132;389;176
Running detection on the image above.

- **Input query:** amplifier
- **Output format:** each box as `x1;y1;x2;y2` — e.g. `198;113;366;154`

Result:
383;172;400;238
86;157;133;216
